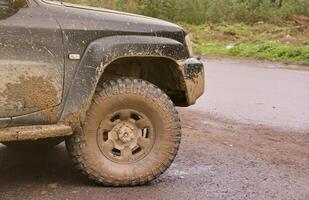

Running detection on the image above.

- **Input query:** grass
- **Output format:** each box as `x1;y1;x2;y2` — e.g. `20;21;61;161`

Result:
181;22;309;64
62;0;309;64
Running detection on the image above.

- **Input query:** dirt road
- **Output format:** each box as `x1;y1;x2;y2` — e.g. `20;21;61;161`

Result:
0;58;308;200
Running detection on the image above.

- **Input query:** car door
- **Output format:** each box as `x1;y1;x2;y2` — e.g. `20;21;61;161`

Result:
0;0;64;119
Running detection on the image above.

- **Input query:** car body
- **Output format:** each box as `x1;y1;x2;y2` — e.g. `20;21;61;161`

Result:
0;0;205;186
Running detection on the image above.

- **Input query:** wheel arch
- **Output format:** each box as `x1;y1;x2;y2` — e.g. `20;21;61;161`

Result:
60;35;189;127
98;56;188;106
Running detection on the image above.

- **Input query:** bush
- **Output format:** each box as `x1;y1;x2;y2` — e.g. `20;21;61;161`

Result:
65;0;309;24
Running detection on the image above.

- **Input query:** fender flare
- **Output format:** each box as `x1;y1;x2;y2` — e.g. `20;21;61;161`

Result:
60;35;188;125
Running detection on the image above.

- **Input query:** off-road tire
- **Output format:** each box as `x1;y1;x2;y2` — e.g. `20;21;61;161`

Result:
66;78;181;186
2;137;64;151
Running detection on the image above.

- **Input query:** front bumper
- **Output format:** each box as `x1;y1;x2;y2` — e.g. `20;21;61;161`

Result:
179;57;205;105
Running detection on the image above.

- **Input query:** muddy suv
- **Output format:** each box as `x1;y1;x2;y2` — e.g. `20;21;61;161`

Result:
0;0;204;186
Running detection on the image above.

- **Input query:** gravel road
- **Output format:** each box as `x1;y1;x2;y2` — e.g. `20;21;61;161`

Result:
0;58;308;200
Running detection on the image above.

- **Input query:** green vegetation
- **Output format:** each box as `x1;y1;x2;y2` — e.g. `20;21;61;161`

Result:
64;0;309;64
182;23;309;64
65;0;309;23
135;0;308;24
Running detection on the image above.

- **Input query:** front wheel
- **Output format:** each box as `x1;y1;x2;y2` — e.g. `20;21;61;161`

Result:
66;78;181;186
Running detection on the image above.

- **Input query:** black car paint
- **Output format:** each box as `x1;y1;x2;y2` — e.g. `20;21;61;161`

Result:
0;0;194;128
0;0;64;126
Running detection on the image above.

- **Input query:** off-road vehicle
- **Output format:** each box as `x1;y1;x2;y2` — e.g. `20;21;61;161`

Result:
0;0;205;186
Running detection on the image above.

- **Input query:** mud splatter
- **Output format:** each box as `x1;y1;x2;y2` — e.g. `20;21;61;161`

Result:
3;76;59;121
0;124;72;142
184;63;203;81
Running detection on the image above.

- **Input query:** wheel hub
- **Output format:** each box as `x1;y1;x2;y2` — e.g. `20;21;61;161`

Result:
115;123;136;143
97;109;155;164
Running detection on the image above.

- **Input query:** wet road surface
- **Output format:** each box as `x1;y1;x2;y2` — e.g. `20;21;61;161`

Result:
0;58;308;200
193;58;309;132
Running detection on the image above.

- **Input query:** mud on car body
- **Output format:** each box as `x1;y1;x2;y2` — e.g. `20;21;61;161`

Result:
0;0;205;186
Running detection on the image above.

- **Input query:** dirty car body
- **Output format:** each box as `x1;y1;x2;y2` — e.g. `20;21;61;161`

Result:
0;0;205;186
0;0;204;129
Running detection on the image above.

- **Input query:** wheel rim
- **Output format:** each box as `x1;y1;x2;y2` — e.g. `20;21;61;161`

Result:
96;109;155;164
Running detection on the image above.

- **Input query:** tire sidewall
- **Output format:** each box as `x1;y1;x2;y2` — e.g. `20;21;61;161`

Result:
82;91;178;183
